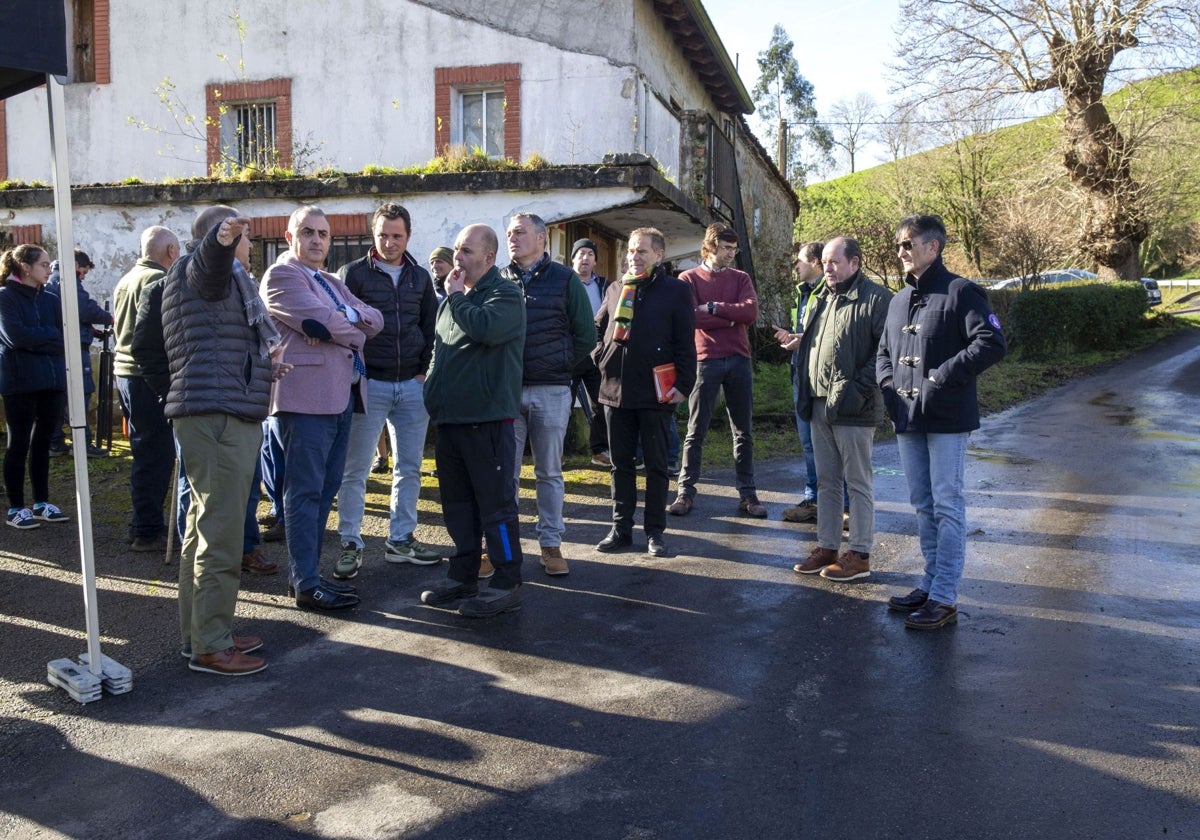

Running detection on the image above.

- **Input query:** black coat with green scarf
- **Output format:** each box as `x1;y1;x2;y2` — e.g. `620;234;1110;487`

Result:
593;266;696;410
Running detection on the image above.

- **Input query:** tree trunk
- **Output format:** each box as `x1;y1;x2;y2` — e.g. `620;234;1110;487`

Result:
1059;81;1147;281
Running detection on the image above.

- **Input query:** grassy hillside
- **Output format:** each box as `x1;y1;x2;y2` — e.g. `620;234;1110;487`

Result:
798;69;1200;281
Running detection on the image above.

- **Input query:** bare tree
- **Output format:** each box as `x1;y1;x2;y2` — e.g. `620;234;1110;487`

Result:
828;93;878;174
896;0;1200;280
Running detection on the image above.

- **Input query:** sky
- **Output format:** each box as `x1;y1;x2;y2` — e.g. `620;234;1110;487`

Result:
701;0;904;170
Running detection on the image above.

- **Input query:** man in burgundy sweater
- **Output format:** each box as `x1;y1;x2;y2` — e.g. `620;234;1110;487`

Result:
669;223;766;518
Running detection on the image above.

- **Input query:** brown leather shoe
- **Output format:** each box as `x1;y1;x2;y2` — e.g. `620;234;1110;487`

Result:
241;548;278;575
738;496;768;518
540;545;569;576
478;552;495;580
793;546;837;575
820;550;871;582
188;647;267;676
180;635;263;659
667;494;693;516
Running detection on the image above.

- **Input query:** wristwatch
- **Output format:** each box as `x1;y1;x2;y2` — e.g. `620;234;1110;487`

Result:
707;301;716;315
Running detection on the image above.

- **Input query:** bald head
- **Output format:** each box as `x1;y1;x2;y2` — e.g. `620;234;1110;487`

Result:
453;224;499;287
142;226;181;269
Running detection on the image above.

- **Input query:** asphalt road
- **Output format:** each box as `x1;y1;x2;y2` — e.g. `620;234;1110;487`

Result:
2;330;1198;839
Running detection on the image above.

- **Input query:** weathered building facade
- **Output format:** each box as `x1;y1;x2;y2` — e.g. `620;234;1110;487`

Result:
1;0;796;312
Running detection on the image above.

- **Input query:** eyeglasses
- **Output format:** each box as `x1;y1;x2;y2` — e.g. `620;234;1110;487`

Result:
896;240;917;253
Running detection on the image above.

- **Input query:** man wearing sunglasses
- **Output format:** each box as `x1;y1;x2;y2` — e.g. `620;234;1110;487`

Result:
877;214;1007;630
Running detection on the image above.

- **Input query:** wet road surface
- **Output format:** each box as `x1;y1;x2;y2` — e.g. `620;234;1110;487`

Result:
2;331;1198;839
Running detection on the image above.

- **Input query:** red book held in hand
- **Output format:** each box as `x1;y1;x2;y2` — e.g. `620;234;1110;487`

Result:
653;363;676;403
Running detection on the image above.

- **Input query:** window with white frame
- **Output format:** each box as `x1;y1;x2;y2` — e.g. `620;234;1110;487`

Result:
220;101;278;168
457;89;505;157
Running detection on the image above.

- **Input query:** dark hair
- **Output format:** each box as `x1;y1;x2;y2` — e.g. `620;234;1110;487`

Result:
1;244;47;281
629;227;666;254
700;222;738;260
74;249;94;268
897;214;947;253
798;241;824;265
841;237;863;264
372;202;412;236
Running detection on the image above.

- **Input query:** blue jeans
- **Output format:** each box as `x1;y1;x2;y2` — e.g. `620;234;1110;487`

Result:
793;374;818;502
896;431;970;605
116;376;175;540
679;355;755;499
260;416;286;520
176;436;263;555
513;384;572;547
278;399;354;592
338;377;429;548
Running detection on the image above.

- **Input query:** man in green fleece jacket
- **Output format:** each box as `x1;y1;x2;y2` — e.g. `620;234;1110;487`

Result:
421;224;527;617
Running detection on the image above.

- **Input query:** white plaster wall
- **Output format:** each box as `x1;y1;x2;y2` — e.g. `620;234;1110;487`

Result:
2;0;732;184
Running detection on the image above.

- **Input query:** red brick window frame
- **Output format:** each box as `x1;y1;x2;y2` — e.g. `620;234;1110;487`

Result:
205;79;293;172
434;64;521;161
70;0;110;84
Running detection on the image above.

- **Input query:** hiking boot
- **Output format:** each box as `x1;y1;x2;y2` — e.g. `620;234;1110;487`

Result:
793;546;837;575
188;647;267;676
240;548;278;576
820;550;871;582
32;502;69;523
334;542;363;579
370;454;390;474
667;494;693;516
458;585;523;617
540;545;569;576
478;552;495;579
385;537;442;565
420;579;479;607
782;499;818;523
590;451;612;468
6;507;40;530
738;496;768;518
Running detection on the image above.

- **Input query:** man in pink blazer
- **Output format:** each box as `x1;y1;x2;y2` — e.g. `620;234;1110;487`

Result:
261;206;382;610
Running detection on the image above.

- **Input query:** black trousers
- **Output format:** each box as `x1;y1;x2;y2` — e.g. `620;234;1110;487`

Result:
435;421;524;589
567;363;608;455
3;390;65;509
604;406;671;537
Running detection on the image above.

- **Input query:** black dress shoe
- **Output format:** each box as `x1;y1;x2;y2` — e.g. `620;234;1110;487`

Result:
646;534;669;557
888;588;929;613
295;584;360;610
288;577;357;598
905;600;958;630
596;529;633;553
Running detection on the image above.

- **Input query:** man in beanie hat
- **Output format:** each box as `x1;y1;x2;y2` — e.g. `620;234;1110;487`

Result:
429;246;454;303
568;238;610;466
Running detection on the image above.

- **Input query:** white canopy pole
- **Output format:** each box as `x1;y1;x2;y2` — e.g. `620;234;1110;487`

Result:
46;73;103;676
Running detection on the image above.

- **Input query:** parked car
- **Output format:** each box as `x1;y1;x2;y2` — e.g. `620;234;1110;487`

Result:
1140;278;1162;306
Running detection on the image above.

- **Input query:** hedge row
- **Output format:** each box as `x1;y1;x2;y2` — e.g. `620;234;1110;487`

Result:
1004;281;1149;358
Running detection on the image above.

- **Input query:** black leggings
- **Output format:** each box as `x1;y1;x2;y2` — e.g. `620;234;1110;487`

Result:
3;390;65;509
